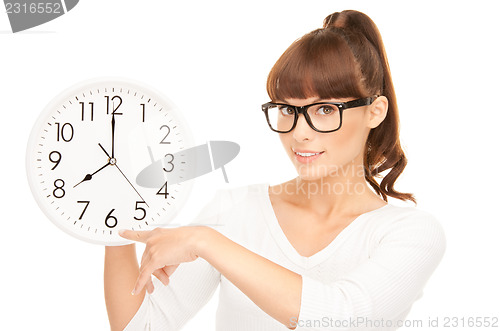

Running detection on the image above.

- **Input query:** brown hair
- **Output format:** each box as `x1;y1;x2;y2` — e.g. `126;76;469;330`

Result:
266;10;416;204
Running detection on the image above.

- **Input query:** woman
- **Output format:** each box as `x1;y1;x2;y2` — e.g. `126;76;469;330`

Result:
104;9;446;331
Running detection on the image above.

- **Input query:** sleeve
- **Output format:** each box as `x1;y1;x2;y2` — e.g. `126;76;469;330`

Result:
123;190;225;331
294;210;447;331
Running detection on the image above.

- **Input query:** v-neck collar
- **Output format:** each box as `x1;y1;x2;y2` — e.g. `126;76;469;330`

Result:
259;182;392;269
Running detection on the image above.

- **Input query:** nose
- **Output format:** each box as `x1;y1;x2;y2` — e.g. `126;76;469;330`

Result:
292;112;315;141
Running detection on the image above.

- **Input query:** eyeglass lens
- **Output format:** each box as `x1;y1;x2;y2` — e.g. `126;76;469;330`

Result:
266;104;341;132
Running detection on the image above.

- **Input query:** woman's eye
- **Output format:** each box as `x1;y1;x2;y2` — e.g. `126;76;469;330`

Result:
317;106;335;115
279;106;295;115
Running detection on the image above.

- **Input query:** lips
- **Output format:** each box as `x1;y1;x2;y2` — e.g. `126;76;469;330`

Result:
292;148;324;156
295;151;322;157
292;148;324;163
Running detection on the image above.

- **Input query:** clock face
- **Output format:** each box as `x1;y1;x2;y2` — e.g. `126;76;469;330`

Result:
26;78;194;245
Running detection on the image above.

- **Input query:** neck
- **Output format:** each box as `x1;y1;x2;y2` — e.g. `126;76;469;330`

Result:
278;160;382;220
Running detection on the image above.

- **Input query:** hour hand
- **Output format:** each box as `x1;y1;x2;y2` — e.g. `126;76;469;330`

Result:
73;161;111;188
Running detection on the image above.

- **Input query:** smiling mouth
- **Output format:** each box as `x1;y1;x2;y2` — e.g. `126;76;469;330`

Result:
292;149;325;164
294;151;323;157
292;148;325;157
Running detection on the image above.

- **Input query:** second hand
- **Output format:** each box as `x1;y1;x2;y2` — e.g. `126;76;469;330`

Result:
115;163;150;208
98;143;149;207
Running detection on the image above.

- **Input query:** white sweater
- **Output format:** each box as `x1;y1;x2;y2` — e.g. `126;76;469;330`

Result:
123;182;446;331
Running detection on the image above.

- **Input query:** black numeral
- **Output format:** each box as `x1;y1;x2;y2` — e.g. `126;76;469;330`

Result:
105;209;118;228
134;201;147;220
49;151;61;170
80;102;94;121
160;125;171;144
140;103;146;122
77;201;90;220
55;122;74;142
105;96;123;115
156;181;169;199
53;179;65;198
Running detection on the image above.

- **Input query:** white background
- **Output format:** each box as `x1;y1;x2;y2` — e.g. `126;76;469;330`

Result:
1;0;499;330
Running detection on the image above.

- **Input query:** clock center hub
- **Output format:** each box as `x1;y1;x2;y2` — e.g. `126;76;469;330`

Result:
109;158;116;165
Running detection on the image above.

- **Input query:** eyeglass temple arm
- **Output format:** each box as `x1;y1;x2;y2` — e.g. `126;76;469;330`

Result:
343;95;379;108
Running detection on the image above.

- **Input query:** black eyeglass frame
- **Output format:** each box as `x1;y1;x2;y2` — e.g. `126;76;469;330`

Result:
261;95;379;133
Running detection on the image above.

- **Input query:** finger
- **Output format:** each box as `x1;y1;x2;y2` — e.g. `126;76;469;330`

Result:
146;277;154;294
118;229;151;243
133;263;156;295
164;264;179;277
153;268;170;286
139;253;152;274
140;248;150;267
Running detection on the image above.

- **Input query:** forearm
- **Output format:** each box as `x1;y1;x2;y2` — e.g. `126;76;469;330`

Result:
194;226;301;329
104;244;146;331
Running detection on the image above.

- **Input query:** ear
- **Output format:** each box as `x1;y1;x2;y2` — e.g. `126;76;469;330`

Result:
366;95;389;129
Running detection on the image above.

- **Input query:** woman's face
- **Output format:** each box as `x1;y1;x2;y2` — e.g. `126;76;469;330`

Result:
278;95;387;181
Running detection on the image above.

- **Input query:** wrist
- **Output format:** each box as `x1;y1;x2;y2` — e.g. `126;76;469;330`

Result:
189;226;215;259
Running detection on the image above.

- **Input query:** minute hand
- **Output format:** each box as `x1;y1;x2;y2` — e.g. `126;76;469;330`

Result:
111;114;116;158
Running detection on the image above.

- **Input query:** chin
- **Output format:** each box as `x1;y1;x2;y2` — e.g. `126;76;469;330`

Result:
294;163;338;182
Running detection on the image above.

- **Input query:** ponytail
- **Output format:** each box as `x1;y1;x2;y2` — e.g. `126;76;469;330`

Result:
324;10;416;204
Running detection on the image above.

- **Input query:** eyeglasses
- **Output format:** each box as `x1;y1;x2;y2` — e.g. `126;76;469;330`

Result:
261;95;379;133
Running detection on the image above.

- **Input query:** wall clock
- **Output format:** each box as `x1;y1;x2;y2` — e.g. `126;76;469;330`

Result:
26;77;194;246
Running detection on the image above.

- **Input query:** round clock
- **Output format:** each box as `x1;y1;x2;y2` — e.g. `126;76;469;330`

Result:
26;77;195;246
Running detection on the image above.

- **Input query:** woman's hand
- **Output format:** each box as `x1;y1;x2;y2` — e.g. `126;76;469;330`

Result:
118;226;202;295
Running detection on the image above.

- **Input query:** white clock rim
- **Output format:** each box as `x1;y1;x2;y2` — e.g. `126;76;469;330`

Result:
25;76;196;246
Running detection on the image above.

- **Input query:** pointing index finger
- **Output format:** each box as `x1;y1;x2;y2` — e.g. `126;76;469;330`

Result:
118;229;151;243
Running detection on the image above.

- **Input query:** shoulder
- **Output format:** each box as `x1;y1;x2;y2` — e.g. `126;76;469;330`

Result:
195;182;268;237
214;182;268;206
377;204;445;235
195;182;267;221
370;204;447;259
